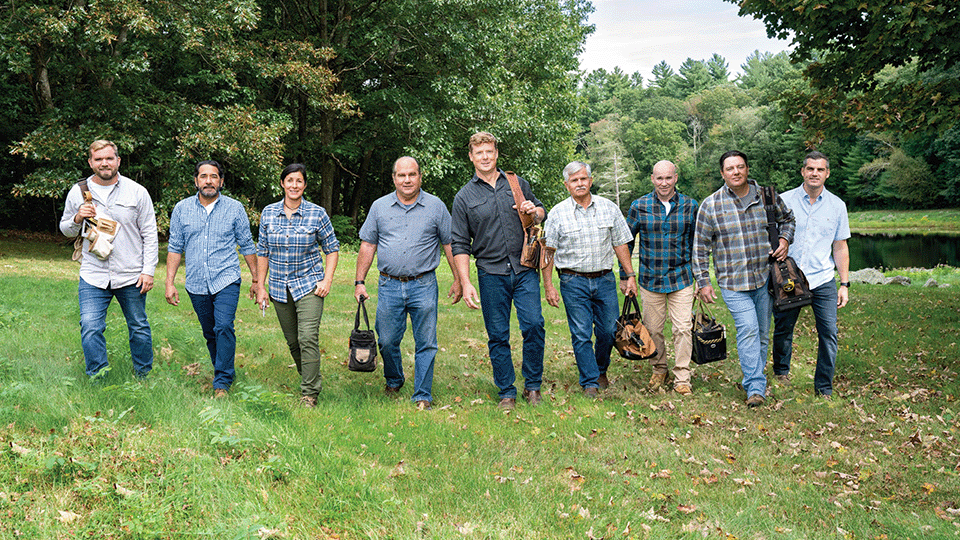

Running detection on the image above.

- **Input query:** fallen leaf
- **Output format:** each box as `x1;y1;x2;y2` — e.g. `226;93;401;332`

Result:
389;460;406;478
678;504;697;514
57;510;82;523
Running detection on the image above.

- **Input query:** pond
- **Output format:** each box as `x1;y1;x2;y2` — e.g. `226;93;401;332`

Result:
849;233;960;270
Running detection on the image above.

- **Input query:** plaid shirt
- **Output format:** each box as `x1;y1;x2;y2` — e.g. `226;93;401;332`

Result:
544;195;632;272
168;194;256;295
693;180;794;292
257;200;340;303
624;191;698;293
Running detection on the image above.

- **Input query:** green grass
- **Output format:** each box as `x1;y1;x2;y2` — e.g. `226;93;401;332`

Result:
848;208;960;235
1;235;959;539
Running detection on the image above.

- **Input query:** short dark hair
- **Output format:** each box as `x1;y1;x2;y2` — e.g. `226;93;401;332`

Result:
803;151;830;169
719;150;749;171
195;160;224;179
281;163;307;183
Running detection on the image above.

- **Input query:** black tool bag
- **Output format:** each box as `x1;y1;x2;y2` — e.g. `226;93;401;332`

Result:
762;185;813;312
348;297;378;372
691;298;727;365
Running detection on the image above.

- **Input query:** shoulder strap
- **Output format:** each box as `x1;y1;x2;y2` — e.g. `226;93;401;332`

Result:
77;178;93;203
760;185;779;251
504;171;535;229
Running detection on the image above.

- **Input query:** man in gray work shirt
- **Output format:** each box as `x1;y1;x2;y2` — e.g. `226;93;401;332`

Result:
451;131;546;410
355;156;462;410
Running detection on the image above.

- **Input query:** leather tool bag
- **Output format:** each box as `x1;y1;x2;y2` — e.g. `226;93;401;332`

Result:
691;298;726;365
761;185;813;312
348;297;378;372
614;293;657;360
505;171;554;269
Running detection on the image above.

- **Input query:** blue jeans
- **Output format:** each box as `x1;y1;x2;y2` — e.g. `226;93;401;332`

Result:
558;272;619;389
773;279;839;396
187;281;240;391
78;277;153;378
720;278;771;398
477;267;545;399
376;271;439;403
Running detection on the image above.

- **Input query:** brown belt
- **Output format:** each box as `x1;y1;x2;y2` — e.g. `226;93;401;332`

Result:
380;271;428;282
558;268;611;278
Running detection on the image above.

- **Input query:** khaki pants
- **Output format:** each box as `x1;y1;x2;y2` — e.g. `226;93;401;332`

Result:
639;284;695;386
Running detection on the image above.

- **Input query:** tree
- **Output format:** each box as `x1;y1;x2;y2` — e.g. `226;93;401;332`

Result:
623;117;687;180
677;58;713;98
731;0;960;137
649;61;682;99
585;117;639;212
706;53;730;84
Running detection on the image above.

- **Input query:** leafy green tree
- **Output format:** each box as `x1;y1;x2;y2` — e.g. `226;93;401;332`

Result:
706;53;730;84
677;58;713;98
585;117;640;212
623;117;687;179
649;60;682;99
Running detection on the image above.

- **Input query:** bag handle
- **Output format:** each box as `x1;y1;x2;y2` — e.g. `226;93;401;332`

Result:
621;292;642;321
354;297;371;331
504;171;535;229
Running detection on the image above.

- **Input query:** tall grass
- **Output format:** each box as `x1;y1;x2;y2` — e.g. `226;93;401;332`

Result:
0;233;958;539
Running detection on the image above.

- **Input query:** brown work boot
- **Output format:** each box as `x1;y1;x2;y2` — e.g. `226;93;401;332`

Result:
597;373;609;390
583;387;599;398
497;398;516;410
521;388;542;406
745;394;764;408
674;383;692;395
213;388;228;399
300;395;318;408
415;400;432;411
648;372;667;391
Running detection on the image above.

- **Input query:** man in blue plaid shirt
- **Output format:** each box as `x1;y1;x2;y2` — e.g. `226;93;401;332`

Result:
623;160;698;395
165;160;260;398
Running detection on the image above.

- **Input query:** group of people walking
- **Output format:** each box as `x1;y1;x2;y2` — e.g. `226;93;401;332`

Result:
61;135;850;410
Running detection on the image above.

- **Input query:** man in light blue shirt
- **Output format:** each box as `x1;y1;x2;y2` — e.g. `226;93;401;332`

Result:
354;156;461;410
772;151;851;398
165;160;260;397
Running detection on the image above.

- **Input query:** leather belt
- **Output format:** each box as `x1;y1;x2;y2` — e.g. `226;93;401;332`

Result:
558;268;611;278
380;271;428;282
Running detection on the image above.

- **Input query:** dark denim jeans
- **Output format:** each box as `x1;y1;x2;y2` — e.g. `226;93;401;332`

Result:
375;271;439;403
477;267;544;399
773;279;839;396
187;280;241;390
558;272;619;389
78;277;153;378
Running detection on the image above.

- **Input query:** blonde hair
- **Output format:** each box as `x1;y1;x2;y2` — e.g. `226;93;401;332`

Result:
88;140;119;158
468;131;498;151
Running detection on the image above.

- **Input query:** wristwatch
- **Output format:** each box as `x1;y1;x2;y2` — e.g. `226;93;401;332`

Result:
354;280;365;286
839;281;850;287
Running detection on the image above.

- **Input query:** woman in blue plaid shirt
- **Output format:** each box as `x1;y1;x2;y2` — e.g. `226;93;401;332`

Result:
255;164;340;407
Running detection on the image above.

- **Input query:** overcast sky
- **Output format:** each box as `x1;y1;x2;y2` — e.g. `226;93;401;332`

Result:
578;0;794;84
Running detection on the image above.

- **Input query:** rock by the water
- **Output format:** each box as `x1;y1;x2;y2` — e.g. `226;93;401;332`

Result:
850;268;885;285
923;278;940;288
884;275;911;286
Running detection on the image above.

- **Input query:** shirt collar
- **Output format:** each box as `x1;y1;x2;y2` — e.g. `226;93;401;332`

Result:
390;190;424;208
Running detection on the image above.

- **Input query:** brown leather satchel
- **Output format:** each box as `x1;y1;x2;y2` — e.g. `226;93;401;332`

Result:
504;171;554;269
614;294;657;360
761;185;813;312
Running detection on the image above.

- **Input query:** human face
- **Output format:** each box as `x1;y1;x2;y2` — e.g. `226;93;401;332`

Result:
650;163;678;201
720;155;749;194
282;171;306;203
392;158;422;204
564;167;593;204
801;158;830;193
88;146;120;185
194;164;223;202
468;142;498;176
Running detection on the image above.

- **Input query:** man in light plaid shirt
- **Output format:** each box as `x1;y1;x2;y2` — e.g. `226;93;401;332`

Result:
694;150;794;408
543;161;637;397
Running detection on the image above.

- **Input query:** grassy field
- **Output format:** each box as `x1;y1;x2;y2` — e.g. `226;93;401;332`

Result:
0;231;959;539
848;208;960;235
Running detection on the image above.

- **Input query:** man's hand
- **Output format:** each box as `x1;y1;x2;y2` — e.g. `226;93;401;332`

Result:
354;283;368;303
770;237;789;261
448;280;463;304
315;277;333;298
513;200;543;223
74;202;96;224
697;285;716;304
137;274;154;294
165;282;179;306
544;285;560;308
620;276;637;297
837;286;849;308
255;285;270;309
461;282;480;310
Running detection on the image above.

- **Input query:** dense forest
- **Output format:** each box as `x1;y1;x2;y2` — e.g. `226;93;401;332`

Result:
1;0;957;238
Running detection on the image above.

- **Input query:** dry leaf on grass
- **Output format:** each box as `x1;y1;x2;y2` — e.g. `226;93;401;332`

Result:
57;510;82;523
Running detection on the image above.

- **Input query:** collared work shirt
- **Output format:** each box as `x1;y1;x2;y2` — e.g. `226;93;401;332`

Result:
693;179;795;292
625;191;698;293
359;190;452;277
168;194;256;295
257;200;339;303
780;186;850;290
451;169;544;275
59;174;159;289
544;195;631;272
